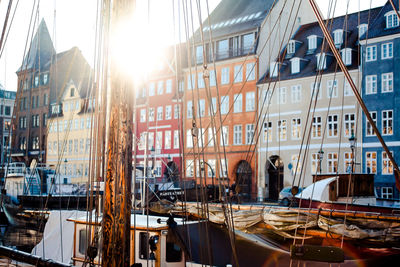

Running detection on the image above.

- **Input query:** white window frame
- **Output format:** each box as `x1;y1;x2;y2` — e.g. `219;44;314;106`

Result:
381;42;393;59
166;79;172;93
291;118;301;140
221;95;229;114
382;110;393;135
316;52;327;70
234;65;243;83
233;125;242;145
164;130;171;149
344;113;355;137
187;101;193;119
186;130;193;148
165;105;172;120
198;73;205;89
233;93;242;113
312;116;322;138
327;79;338;98
246;63;255;81
221;67;230;85
366;111;377;137
333;29;343;46
311;153;319;174
382;151;394;175
157;106;163;121
290;57;300;74
381;187;393;199
270;62;278;77
173;130;179;149
358;24;368;37
385;11;399;29
149;82;155;96
140;109;146;122
221;126;228;145
341;48;352;66
246;124;255;144
278;87;287;104
291;85;301;103
366;45;377;62
327;114;338;137
307;35;317;50
287;40;296;54
327;152;338;173
277;120;287;141
366;151;377;174
365;75;377;94
157;81;164;95
381;72;393;93
198;99;205;117
263;122;272;143
245;91;255;111
310;82;322;99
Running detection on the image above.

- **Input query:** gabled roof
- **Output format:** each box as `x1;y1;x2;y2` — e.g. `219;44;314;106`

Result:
361;1;400;39
49;47;93;104
17;19;55;73
259;7;382;83
192;0;274;43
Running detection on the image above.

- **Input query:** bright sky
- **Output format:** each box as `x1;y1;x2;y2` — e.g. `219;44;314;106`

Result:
0;0;388;92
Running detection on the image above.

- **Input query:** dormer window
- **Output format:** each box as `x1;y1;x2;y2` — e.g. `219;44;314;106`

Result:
333;29;343;47
316;53;327;70
287;40;296;54
307;35;317;50
290;58;300;74
341;48;352;66
385;11;399;29
70;88;75;97
270;62;279;77
358;24;368;37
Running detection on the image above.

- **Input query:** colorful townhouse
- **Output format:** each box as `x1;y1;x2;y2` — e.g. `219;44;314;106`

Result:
360;1;400;199
134;47;183;183
0;86;16;165
257;8;381;200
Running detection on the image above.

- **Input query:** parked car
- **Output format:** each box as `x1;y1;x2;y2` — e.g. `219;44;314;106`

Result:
278;186;303;206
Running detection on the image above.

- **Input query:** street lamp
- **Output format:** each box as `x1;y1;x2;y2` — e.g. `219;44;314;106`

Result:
349;134;356;173
318;149;324;174
64;158;68;176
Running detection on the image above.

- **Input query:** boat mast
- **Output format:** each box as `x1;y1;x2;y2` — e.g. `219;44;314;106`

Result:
102;0;135;266
308;0;400;191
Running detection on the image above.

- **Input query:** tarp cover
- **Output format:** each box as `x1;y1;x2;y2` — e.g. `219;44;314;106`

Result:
32;210;87;263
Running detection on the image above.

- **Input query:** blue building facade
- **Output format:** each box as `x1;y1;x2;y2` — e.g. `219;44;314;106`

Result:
361;2;400;199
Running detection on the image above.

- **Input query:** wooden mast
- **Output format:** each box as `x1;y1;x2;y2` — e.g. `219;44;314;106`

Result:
102;0;135;266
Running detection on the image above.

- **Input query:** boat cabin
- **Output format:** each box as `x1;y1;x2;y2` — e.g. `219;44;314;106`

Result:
68;214;186;266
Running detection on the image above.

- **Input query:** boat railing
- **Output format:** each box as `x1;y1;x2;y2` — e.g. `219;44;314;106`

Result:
3;162;27;177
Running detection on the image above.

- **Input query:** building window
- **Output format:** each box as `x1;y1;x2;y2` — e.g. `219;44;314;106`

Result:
263;122;272;143
186;160;194;177
198;128;205;147
262;89;273;104
221;67;230;85
32;136;39;150
308;35;317;50
366;111;377;136
278;87;286;104
327;152;338;173
140;109;146;122
43;73;48;84
242;33;254;54
291;118;301;140
208;128;216;146
221;126;228;145
233;125;242;145
312;116;321;138
246;63;255;80
174;104;180;119
198;73;205;89
291;155;301;175
234;65;243;83
381;42;393;59
327;79;338;98
310;82;322;99
382;151;394;175
382;72;393;93
198;99;205;117
173;130;179;149
344;78;354;96
149;82;155;96
290;58;300;74
341;48;352;65
385;11;399;28
196;45;203;64
270;62;278;77
333;29;343;47
149;107;154;121
186;130;193;148
344;113;355;137
221;95;229;114
287;40;296;54
311;153;319;174
382;110;393;135
246;124;254;144
164;131;171;149
365;75;377;94
207;159;216;178
233;93;242;113
210;97;217;116
245;92;255;111
217;39;229;59
220;159;228;177
366;45;377;61
165;105;172;120
366;152;377;174
328;114;338;137
187;101;193;119
344;152;353;173
381;187;393;199
358;24;368;37
291;85;301;103
148;132;154;150
165;79;172;93
157;107;163;121
278;120;287;141
157;81;164;95
187;74;195;90
209;70;216;87
316;52;327;70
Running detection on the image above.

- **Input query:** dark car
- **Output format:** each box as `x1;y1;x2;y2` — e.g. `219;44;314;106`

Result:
278;186;303;206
